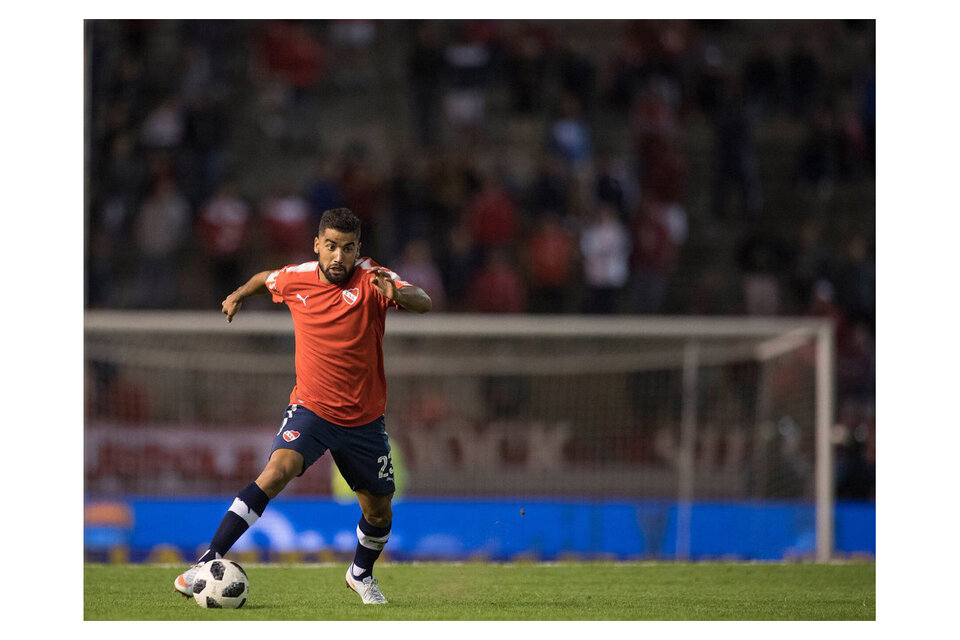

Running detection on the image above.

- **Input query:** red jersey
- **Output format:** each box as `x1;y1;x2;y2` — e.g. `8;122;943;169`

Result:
266;257;409;426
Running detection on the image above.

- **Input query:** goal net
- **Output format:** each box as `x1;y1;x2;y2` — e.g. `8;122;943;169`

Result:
84;311;835;560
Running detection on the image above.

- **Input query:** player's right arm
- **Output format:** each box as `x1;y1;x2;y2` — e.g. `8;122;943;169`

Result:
221;270;273;322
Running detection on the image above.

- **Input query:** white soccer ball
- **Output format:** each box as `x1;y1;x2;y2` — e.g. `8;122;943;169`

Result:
192;559;250;609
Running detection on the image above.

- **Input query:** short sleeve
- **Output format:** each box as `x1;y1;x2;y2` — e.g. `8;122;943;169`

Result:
265;265;295;304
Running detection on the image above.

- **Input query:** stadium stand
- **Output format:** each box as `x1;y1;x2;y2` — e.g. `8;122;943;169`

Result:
85;19;874;508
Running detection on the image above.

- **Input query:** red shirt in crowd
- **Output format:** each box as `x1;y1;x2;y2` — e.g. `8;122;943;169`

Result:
467;260;527;312
262;197;312;254
526;221;575;288
632;204;678;273
464;187;517;247
198;196;249;257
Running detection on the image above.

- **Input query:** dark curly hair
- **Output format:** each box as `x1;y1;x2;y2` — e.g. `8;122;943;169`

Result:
318;207;361;238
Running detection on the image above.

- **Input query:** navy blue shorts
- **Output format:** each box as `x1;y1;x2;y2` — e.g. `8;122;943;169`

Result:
269;404;395;496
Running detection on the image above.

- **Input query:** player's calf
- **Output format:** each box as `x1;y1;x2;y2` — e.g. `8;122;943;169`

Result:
173;480;272;597
351;490;393;581
351;515;391;581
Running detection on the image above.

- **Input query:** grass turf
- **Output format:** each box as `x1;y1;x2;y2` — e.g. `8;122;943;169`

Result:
84;562;875;621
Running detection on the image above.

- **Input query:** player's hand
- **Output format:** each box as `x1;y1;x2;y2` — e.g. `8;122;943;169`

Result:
369;267;399;301
221;294;243;322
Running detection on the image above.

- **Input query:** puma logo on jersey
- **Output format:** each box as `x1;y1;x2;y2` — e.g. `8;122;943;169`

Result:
296;293;310;306
342;288;360;305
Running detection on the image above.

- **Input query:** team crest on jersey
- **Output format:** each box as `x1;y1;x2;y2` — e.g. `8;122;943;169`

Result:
342;288;360;305
282;430;300;442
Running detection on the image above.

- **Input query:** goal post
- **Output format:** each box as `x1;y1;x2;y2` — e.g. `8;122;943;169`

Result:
815;322;836;563
84;311;835;561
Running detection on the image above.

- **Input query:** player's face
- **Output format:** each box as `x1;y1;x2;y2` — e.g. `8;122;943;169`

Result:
315;229;360;285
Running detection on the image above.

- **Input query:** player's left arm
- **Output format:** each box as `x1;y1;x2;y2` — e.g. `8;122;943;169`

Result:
369;267;432;313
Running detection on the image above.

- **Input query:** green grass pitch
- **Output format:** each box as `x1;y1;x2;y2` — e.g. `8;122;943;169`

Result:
84;562;875;621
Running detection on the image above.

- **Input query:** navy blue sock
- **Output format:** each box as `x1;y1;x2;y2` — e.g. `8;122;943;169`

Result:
351;516;391;580
198;482;270;563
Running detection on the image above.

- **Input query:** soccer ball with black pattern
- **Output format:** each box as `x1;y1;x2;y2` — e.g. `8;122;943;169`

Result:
192;559;249;609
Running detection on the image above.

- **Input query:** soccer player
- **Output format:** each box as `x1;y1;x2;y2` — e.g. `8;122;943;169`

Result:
174;208;432;604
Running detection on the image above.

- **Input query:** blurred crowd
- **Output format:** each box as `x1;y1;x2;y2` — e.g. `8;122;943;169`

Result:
85;19;874;498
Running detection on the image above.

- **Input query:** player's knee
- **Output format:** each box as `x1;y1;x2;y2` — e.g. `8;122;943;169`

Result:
362;498;393;528
273;450;303;475
364;512;391;528
257;456;300;496
255;467;288;497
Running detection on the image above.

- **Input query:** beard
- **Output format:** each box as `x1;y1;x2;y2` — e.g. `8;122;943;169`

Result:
321;262;354;285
